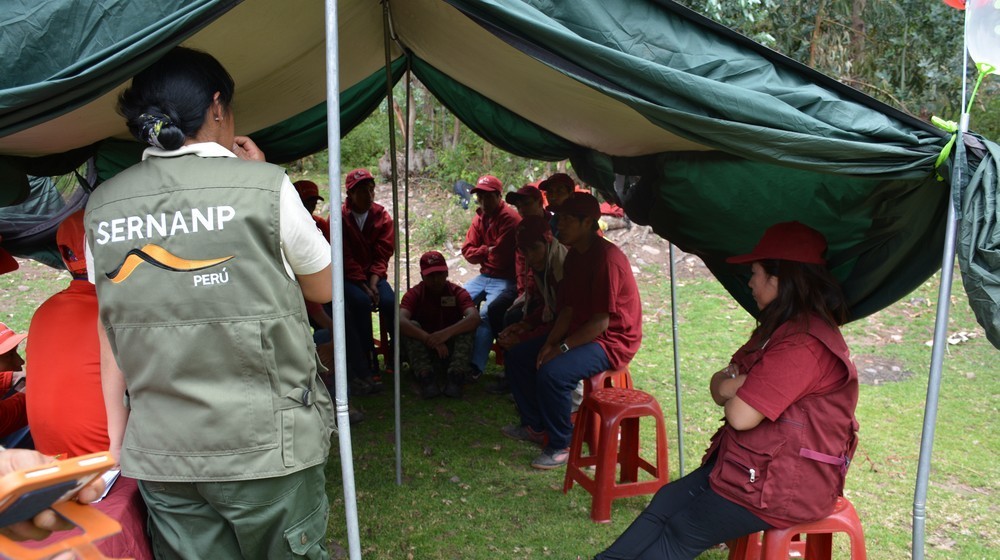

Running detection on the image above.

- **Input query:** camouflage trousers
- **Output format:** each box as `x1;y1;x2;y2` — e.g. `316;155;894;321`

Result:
403;329;474;378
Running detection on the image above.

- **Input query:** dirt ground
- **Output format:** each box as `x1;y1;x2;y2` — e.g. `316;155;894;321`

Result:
359;181;909;386
360;181;712;289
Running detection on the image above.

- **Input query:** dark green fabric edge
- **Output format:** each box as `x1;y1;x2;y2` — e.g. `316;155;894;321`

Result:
0;0;241;137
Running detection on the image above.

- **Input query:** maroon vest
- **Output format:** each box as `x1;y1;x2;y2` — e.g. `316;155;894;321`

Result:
704;315;859;528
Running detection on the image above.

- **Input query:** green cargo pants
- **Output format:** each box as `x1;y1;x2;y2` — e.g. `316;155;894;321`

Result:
138;463;329;559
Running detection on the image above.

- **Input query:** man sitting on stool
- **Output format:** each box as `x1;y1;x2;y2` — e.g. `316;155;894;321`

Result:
502;193;642;470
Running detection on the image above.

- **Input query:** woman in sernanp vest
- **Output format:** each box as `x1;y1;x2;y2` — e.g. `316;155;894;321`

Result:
85;47;335;559
595;221;859;559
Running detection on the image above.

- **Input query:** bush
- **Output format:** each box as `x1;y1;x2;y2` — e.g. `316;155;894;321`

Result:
342;105;390;171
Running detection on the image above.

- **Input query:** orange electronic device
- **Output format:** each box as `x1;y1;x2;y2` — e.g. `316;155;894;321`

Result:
0;452;129;560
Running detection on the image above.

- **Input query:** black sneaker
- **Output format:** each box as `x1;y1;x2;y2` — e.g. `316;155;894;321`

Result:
501;424;545;446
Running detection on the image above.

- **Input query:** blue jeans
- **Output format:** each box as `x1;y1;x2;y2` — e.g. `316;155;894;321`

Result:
505;334;610;450
463;274;515;373
345;278;395;376
320;278;395;378
594;461;770;559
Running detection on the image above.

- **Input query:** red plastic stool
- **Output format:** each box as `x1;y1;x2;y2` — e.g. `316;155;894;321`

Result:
572;367;633;453
492;342;505;366
371;322;393;373
727;497;866;559
563;387;669;523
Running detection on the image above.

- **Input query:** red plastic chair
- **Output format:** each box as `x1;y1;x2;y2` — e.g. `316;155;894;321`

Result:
727;497;866;559
563;387;669;523
572;367;633;453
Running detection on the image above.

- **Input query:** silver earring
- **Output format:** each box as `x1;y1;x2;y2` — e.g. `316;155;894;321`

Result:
214;117;220;122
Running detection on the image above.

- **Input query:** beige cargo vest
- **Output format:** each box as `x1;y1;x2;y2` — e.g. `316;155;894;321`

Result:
86;153;333;482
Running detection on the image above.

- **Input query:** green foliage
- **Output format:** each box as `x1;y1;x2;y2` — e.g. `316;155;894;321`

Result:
341;102;390;170
677;0;998;140
413;204;470;248
431;122;545;187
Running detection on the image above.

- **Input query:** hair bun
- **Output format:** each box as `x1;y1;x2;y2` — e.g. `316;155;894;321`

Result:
137;112;175;149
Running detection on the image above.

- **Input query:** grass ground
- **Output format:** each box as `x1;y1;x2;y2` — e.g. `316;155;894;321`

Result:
323;267;997;559
3;206;996;559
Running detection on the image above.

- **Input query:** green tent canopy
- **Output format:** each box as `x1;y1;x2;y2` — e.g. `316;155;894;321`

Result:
1;0;998;342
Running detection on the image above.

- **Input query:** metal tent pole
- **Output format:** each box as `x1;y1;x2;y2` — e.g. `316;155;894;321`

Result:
381;0;404;487
912;115;966;560
405;58;412;291
911;173;959;560
913;11;970;558
668;243;685;476
324;1;361;558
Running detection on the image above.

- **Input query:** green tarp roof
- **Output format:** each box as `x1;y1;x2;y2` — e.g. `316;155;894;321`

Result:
1;0;998;343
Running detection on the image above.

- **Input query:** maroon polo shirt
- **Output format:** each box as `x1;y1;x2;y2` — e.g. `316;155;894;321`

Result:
400;280;475;334
558;236;642;369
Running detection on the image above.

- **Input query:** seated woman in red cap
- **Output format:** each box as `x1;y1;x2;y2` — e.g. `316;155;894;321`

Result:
595;221;859;560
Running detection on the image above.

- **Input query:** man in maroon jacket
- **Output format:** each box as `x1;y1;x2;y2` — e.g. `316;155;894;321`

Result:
341;168;395;392
461;175;521;379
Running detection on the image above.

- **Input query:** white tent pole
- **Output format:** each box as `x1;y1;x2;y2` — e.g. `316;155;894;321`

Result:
667;243;685;477
912;10;969;558
382;0;404;487
324;1;362;558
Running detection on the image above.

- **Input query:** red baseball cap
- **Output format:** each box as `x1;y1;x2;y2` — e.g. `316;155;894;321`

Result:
505;185;543;206
551;192;601;221
471;175;502;195
56;209;88;275
516;216;553;250
726;221;828;265
419;251;449;276
0;235;17;275
0;323;26;355
538;173;575;192
345;169;375;191
293;180;324;202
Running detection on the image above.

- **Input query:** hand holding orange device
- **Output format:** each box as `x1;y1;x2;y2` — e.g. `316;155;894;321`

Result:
0;452;113;535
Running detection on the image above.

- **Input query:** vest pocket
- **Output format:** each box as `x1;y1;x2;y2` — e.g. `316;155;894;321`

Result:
116;320;278;455
715;437;784;510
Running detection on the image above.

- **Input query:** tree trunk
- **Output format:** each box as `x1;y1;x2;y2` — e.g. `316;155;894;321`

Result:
451;117;461;149
391;99;406;147
407;84;416;171
808;0;827;68
850;0;865;74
